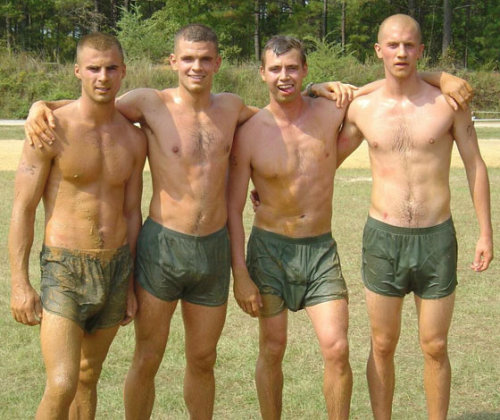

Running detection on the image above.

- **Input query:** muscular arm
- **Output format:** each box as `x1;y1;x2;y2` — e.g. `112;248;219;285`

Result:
25;100;73;146
337;105;365;168
227;129;262;316
115;88;151;124
8;142;55;325
121;130;148;325
453;109;493;271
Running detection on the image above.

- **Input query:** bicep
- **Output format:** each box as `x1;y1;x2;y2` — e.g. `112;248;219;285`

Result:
228;135;252;212
116;90;148;123
238;104;259;125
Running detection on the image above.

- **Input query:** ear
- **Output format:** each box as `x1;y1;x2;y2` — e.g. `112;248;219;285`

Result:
74;63;81;80
213;55;222;74
303;62;308;77
122;63;127;79
374;43;383;59
418;44;425;59
169;53;177;70
259;65;266;82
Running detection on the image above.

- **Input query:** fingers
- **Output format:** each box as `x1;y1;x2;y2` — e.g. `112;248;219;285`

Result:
237;294;262;318
444;95;459;111
25;121;55;148
121;314;134;326
470;249;493;272
325;82;357;108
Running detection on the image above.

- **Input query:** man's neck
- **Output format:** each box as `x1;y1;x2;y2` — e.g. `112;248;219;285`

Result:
77;96;116;124
383;71;422;99
175;85;213;112
268;96;305;124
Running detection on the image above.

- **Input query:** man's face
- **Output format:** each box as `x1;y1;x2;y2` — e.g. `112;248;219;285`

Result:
170;38;221;94
75;45;125;104
260;48;308;104
374;21;424;79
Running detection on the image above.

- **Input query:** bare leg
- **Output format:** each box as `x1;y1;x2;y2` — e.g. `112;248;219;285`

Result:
36;310;83;420
124;284;178;419
415;292;455;420
306;299;352;419
182;300;227;420
365;288;404;420
69;325;120;420
255;310;287;420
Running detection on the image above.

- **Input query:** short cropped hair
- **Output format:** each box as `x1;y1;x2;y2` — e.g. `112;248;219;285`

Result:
174;24;219;53
77;32;124;62
261;36;307;67
378;14;422;44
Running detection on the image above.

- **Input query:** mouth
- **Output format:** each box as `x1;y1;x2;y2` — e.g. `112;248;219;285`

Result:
189;75;205;82
277;83;294;93
95;86;111;93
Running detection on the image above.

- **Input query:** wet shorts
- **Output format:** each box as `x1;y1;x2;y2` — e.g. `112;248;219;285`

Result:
135;217;231;306
246;226;348;317
40;244;133;333
362;216;458;299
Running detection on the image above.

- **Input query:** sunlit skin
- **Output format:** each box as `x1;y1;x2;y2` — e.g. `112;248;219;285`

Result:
9;43;146;420
337;14;492;420
228;46;352;419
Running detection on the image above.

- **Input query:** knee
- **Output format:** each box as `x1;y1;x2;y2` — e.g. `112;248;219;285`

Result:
371;333;398;359
132;343;165;376
45;372;78;404
321;337;350;367
259;334;287;364
186;347;217;374
420;336;448;361
78;357;103;388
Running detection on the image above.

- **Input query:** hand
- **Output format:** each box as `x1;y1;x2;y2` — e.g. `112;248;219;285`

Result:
470;236;493;272
312;81;358;108
121;283;137;326
11;283;42;326
233;267;262;317
440;73;473;111
25;101;56;148
249;189;260;212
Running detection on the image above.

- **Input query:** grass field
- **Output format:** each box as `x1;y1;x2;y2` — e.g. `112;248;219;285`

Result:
0;134;498;419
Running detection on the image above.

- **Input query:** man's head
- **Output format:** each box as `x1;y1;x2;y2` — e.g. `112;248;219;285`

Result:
375;14;424;79
75;32;126;104
174;24;219;54
261;36;307;68
170;24;221;94
260;36;308;104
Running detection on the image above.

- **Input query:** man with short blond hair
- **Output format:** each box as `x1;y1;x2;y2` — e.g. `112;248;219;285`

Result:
337;14;493;419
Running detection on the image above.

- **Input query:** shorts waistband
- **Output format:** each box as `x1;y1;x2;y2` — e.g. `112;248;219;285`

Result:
250;226;332;244
41;243;130;259
365;216;454;235
145;217;228;241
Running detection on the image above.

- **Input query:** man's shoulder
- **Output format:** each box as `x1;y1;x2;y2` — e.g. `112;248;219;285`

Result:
213;91;244;108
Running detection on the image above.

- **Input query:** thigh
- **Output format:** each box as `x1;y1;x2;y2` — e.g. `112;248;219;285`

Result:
365;288;404;343
80;325;120;371
40;310;84;382
182;301;227;359
306;299;348;348
414;292;455;343
134;284;178;355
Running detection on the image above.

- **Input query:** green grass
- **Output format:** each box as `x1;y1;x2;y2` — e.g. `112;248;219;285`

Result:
1;167;498;419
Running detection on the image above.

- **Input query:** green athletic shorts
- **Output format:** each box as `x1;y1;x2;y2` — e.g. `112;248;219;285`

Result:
362;216;458;299
246;226;348;317
40;244;132;333
135;217;231;306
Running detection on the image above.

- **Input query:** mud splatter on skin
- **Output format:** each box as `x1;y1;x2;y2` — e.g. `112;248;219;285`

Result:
19;161;36;176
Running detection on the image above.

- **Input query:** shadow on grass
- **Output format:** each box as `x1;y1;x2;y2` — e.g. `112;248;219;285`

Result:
451;413;500;420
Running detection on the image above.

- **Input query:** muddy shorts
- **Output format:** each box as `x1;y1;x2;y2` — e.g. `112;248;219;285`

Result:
362;216;458;299
246;226;348;317
135;217;231;306
40;244;132;333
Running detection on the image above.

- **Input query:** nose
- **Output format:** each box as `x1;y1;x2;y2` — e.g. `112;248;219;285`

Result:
279;67;290;79
98;68;109;81
397;43;407;57
192;59;202;71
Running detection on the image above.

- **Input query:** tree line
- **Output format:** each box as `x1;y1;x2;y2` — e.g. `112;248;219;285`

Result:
0;0;498;68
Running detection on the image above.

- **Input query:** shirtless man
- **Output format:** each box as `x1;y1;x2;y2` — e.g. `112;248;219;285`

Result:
228;35;353;420
337;14;493;419
8;33;147;419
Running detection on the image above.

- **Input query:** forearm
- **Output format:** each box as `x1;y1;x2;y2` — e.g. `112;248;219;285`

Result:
468;163;493;238
8;210;36;286
227;210;248;271
35;99;73;111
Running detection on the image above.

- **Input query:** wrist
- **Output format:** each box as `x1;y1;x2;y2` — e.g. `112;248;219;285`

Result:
305;82;318;98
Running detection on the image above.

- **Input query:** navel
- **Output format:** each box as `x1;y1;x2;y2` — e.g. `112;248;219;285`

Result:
429;137;435;144
172;146;179;154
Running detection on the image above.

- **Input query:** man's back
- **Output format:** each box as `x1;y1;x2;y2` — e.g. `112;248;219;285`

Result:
43;101;146;249
347;81;456;227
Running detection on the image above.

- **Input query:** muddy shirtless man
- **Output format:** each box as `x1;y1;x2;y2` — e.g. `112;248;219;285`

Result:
337;14;493;419
227;35;354;420
9;33;147;419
